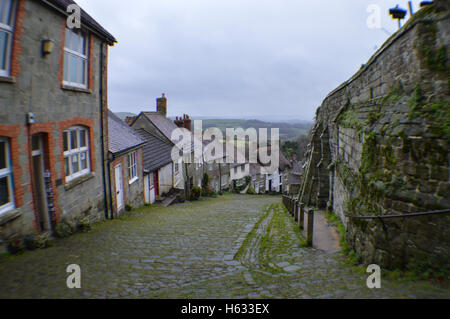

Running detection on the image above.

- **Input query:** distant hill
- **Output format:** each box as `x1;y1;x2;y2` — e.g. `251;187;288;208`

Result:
113;112;312;141
200;119;312;142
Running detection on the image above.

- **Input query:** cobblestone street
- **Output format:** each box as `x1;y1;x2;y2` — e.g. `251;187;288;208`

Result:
0;194;448;299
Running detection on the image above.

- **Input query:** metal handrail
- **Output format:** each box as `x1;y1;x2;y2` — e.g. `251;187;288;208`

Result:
345;209;450;220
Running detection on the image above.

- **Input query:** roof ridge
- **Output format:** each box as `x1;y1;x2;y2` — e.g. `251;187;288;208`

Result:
136;127;175;146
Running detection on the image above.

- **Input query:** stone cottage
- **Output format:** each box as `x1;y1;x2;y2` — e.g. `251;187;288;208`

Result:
108;111;145;216
0;0;116;248
129;95;206;199
287;160;303;195
135;127;183;205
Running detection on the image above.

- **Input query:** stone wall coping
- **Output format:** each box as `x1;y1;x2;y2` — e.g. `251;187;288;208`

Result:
324;11;450;102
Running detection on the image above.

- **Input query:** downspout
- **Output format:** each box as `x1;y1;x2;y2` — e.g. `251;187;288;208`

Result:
99;41;110;220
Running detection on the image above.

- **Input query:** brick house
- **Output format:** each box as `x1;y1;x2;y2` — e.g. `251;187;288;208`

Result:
0;0;116;247
108;111;145;216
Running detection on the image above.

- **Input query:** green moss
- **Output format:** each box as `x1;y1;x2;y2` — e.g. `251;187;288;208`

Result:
381;82;403;106
408;84;450;138
360;131;378;174
382;145;397;168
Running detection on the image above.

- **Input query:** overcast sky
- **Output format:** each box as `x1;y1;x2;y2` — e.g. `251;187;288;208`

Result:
76;0;423;121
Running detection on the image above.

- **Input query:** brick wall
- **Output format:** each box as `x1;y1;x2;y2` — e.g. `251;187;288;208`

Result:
10;0;25;78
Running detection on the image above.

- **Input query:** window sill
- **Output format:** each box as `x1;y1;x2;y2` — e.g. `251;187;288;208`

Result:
65;172;95;191
0;209;21;226
0;75;16;83
61;85;92;94
129;177;139;185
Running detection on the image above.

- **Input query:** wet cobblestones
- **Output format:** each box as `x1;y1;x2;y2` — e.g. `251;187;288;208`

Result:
0;194;448;299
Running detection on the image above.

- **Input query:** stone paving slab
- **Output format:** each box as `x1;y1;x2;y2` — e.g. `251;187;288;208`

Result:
0;194;448;299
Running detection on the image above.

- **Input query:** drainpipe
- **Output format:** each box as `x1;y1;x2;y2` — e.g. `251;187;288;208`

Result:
107;156;113;219
99;42;111;220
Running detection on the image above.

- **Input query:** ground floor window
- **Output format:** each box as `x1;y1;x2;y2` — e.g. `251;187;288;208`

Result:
63;126;90;182
0;137;14;214
128;151;137;183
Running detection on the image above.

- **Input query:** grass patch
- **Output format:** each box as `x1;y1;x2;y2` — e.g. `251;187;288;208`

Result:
325;211;364;272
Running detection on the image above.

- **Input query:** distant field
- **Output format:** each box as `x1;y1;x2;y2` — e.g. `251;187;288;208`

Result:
200;119;312;141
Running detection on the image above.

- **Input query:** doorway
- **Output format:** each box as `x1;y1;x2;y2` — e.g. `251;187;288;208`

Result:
115;164;124;211
32;133;51;232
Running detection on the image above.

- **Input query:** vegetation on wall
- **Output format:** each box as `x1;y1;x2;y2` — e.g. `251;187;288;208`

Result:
233;176;251;193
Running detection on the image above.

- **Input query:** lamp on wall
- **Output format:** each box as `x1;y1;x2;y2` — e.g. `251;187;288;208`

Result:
42;39;55;57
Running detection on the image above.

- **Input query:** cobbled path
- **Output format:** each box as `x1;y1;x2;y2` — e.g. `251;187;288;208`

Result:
0;194;448;299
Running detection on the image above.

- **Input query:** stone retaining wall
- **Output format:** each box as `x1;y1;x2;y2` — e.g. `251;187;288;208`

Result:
299;1;450;271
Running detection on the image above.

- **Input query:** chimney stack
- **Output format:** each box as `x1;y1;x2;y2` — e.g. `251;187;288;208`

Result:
157;93;167;117
174;114;192;131
174;116;185;129
183;114;192;131
125;116;137;126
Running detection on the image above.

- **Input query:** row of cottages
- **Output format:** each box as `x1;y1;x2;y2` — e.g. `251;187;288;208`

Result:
127;95;232;202
230;148;291;194
0;0;118;249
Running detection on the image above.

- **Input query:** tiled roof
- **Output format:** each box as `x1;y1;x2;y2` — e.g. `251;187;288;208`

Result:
135;129;175;173
143;112;179;141
43;0;117;44
108;111;145;154
142;112;199;154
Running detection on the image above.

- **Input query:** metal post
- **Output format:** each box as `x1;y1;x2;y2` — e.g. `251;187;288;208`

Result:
291;198;295;217
294;201;299;222
306;208;314;247
299;203;304;230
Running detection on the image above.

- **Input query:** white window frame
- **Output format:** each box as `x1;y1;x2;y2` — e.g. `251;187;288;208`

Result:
0;137;15;215
128;151;138;184
0;0;16;77
63;28;88;89
63;126;90;183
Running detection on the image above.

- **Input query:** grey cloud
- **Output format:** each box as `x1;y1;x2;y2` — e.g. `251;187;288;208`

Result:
76;0;423;120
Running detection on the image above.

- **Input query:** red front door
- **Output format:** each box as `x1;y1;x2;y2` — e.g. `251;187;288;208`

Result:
154;171;159;196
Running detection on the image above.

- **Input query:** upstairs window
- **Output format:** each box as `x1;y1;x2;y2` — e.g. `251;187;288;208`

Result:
128;151;137;183
63;28;88;88
0;0;15;77
63;127;90;182
0;137;14;214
